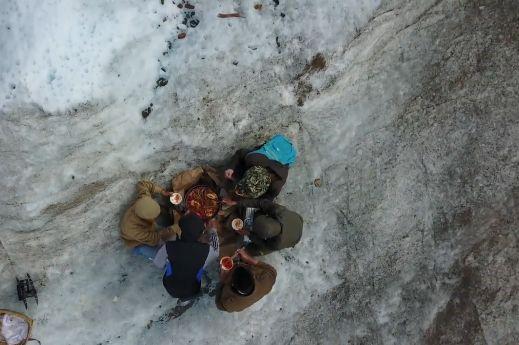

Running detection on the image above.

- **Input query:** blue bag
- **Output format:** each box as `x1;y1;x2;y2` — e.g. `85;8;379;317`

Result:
250;134;297;167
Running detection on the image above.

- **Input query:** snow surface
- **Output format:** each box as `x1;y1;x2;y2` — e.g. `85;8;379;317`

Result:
1;0;382;344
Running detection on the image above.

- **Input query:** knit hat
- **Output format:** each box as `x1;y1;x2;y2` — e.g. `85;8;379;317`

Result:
252;215;282;239
235;166;271;199
134;197;161;220
179;213;205;242
231;266;255;296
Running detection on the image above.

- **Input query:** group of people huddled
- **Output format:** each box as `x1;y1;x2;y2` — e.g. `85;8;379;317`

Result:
120;135;303;313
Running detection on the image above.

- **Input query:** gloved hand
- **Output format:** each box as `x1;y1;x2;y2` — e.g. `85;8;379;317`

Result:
160;225;181;241
168;224;182;237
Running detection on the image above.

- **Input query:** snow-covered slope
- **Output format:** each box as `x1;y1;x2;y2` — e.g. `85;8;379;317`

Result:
1;0;518;344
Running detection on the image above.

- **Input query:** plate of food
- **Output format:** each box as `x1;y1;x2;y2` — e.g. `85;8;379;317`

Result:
185;185;220;220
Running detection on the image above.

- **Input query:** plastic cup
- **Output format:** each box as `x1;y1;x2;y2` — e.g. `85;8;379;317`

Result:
220;256;234;271
231;218;244;231
170;193;183;205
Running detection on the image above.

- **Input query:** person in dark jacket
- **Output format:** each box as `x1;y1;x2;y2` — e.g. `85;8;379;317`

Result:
157;214;219;301
215;249;276;312
224;147;289;200
223;198;303;256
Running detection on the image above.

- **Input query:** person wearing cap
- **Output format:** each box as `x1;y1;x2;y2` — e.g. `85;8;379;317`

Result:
120;180;181;259
222;198;303;256
224;147;289;201
215;248;277;312
154;214;219;301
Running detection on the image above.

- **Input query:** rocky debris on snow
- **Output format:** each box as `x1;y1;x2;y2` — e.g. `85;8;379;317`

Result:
294;53;327;106
141;103;154;119
155;78;168;87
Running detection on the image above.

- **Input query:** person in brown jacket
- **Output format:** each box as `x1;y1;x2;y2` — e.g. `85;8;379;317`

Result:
120;180;180;260
215;249;277;312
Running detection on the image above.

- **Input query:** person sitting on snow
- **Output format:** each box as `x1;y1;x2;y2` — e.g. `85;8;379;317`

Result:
153;214;219;301
224;134;297;201
223;198;303;256
120;180;180;260
215;248;276;312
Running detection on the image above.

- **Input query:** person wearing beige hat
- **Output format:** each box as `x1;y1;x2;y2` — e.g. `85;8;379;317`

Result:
120;180;181;260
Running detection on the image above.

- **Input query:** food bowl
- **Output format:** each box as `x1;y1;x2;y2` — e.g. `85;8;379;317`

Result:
185;185;220;220
169;193;183;205
231;218;244;231
220;256;234;271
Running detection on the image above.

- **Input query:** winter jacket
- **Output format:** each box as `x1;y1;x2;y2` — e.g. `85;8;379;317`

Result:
171;166;224;193
162;240;210;299
215;261;277;312
227;148;289;200
120;180;177;248
239;199;303;256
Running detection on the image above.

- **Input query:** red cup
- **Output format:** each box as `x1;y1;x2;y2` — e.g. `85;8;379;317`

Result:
220;256;234;271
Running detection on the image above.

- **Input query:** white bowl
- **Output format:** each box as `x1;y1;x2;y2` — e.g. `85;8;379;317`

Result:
170;193;183;205
232;218;244;231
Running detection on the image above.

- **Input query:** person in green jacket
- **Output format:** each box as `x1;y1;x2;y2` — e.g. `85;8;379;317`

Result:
222;198;303;256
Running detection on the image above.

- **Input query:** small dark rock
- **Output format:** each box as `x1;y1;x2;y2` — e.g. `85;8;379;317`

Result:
156;78;168;87
280;12;285;17
189;19;200;28
161;67;166;72
178;32;187;39
232;60;239;65
142;105;153;119
273;0;279;7
276;36;281;48
71;175;75;180
185;3;195;9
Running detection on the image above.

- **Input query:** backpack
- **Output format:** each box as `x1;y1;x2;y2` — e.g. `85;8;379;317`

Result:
250;134;297;167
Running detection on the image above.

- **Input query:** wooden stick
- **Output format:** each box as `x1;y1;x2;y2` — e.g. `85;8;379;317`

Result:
217;13;242;18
